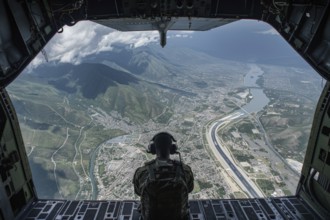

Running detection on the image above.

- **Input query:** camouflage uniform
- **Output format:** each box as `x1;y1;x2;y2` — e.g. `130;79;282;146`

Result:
133;159;194;220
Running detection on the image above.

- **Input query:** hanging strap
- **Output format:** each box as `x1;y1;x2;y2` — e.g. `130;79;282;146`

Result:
174;164;181;182
148;164;156;181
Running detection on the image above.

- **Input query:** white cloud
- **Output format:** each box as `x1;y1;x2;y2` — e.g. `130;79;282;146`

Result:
29;21;159;68
48;21;100;64
27;54;45;71
27;20;193;70
257;28;279;36
97;31;159;52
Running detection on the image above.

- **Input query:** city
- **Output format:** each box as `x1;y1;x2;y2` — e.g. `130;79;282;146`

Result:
8;48;321;201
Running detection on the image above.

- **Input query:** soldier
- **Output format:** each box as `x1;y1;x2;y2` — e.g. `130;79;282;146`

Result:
133;132;194;220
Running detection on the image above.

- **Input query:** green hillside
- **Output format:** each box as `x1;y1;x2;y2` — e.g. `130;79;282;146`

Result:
7;61;173;198
13;62;167;124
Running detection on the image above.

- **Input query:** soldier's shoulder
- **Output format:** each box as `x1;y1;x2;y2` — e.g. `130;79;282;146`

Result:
171;160;192;171
172;159;181;165
181;162;192;168
144;159;156;166
134;160;155;174
182;163;193;172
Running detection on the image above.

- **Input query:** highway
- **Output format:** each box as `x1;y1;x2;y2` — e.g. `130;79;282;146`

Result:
209;113;263;198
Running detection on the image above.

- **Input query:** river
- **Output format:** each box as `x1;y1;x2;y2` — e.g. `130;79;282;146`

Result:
231;64;301;177
240;64;270;113
28;64;272;200
88;65;270;199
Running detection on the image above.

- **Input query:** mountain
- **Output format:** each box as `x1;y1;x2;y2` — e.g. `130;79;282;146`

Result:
82;46;182;79
36;62;139;99
82;43;244;83
15;62;169;124
166;20;311;68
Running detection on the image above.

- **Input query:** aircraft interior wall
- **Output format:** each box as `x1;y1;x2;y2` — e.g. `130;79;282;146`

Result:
296;81;330;216
0;0;330;219
0;89;36;220
0;0;57;88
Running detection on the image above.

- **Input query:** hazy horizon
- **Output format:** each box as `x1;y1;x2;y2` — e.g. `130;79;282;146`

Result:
8;19;323;200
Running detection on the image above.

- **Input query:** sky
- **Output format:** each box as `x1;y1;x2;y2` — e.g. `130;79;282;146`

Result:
29;19;309;70
30;21;159;69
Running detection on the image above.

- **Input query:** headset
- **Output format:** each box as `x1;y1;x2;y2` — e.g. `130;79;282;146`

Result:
147;132;187;181
147;132;178;155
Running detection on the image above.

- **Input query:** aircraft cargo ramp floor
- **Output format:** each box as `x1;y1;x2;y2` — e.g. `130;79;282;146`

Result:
19;196;320;220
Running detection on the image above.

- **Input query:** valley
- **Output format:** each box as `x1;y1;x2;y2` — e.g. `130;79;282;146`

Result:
7;45;322;200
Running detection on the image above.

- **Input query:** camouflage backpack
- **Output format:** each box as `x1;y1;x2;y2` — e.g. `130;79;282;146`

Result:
140;160;189;220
